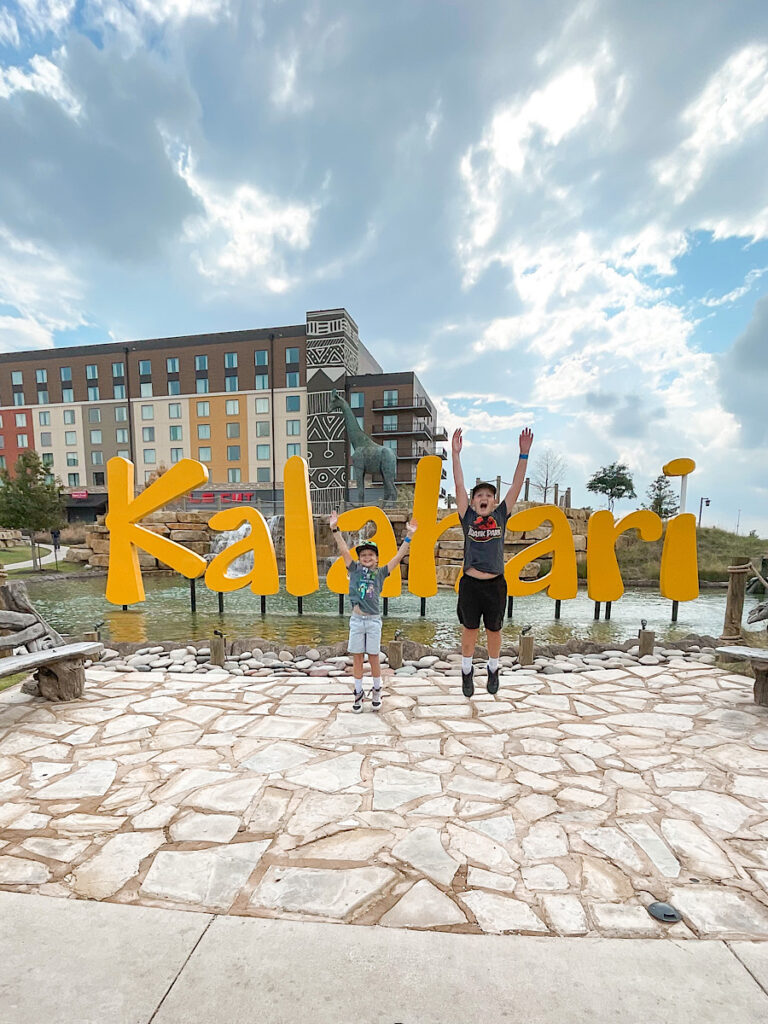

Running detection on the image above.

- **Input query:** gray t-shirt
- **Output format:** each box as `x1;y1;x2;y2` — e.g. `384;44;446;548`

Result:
348;562;390;615
461;500;509;575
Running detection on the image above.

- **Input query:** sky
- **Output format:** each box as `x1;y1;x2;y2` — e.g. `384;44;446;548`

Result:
1;0;768;534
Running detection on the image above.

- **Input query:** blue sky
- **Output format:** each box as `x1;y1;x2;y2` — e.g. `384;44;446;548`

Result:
1;0;767;533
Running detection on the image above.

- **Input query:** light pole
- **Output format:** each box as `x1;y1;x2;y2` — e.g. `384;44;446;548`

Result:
698;497;710;527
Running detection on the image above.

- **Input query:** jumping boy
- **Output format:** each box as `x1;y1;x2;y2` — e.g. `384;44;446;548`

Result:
452;426;533;697
329;512;417;712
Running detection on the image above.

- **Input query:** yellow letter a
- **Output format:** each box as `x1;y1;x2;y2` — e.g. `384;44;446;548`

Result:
504;505;578;599
105;457;208;606
205;508;279;594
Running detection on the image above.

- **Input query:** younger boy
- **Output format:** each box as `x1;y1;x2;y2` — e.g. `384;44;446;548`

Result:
329;513;417;712
452;426;533;697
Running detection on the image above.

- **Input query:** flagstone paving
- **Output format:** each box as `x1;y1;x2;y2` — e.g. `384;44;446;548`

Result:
1;659;768;941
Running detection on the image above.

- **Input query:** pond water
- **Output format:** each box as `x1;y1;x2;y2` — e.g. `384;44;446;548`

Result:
25;574;768;648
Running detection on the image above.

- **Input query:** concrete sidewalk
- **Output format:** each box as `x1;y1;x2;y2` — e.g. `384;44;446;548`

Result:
1;893;767;1023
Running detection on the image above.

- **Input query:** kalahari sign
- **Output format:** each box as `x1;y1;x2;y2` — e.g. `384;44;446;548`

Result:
103;454;699;608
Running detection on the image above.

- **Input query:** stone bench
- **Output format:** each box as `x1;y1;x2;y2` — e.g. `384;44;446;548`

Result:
716;645;768;707
0;642;103;701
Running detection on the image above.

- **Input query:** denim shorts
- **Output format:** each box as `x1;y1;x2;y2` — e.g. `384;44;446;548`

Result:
348;613;383;654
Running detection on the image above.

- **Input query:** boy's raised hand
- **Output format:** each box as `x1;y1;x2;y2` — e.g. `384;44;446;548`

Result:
451;428;462;454
519;427;533;454
329;511;338;529
406;519;418;536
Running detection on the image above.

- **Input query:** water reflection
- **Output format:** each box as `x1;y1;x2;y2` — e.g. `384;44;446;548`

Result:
24;574;764;647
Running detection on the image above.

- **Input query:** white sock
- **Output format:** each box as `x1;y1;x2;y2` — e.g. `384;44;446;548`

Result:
462;656;473;673
372;677;382;690
488;657;499;672
354;678;363;695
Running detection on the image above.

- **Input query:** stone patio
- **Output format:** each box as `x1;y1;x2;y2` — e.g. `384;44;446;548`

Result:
1;658;768;940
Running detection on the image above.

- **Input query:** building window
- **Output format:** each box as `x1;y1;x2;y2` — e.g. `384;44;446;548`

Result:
227;445;240;461
88;408;101;423
286;347;300;363
42;452;54;467
195;355;207;371
225;375;238;392
90;429;103;444
286;395;300;412
15;413;27;427
143;449;156;464
91;451;104;466
0;456;5;469
286;419;300;436
113;385;126;400
87;386;100;402
61;388;74;403
170;448;183;463
256;467;270;482
112;361;124;377
116;429;129;444
13;393;24;406
16;433;28;447
226;422;240;439
383;439;398;452
35;369;47;384
224;352;237;369
383;389;399;407
225;399;239;415
255;374;268;390
257;444;270;460
60;367;72;382
255;397;269;413
142;427;155;442
196;401;209;417
286;372;300;387
196;378;209;394
197;423;211;440
227;468;241;483
66;453;78;466
255;421;269;437
168;403;181;419
140;382;153;398
38;411;51;426
166;357;179;373
93;472;105;486
355;416;364;429
141;405;154;420
169;425;182;441
255;350;268;366
65;431;77;445
114;406;127;421
117;450;129;459
350;392;364;409
287;443;301;457
86;364;98;380
382;414;398;432
144;471;154;483
11;371;22;385
36;390;49;404
198;446;211;462
64;410;76;425
139;359;151;375
0;435;4;448
167;380;181;396
68;473;80;486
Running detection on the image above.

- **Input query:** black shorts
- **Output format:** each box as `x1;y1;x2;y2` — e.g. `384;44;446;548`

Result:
457;573;507;632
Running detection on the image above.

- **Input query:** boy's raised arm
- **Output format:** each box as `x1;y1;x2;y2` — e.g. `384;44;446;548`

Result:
386;520;417;573
452;428;469;518
329;511;353;567
503;428;534;510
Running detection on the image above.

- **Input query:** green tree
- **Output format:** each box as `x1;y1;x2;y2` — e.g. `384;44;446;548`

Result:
0;451;66;571
586;462;636;512
643;474;679;518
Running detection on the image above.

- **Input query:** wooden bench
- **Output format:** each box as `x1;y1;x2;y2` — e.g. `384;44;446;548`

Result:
716;645;768;707
0;642;103;701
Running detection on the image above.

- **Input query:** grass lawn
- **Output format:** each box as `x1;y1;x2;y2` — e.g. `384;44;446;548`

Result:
8;562;66;577
0;545;34;565
616;526;768;583
0;671;28;692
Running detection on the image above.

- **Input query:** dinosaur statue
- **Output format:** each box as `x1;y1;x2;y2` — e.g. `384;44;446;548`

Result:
330;389;398;506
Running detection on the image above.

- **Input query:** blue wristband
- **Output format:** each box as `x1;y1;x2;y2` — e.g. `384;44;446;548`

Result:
519;454;529;460
404;536;412;543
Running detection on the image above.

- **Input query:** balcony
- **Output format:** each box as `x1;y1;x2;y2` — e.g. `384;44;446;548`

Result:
434;427;448;442
372;397;430;415
372;422;432;441
397;443;442;460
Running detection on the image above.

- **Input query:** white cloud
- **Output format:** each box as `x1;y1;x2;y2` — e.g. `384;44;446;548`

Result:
175;147;316;289
657;45;768;203
271;48;313;114
0;225;86;334
0;315;54;351
0;52;81;117
701;266;768;307
0;9;20;46
16;0;76;37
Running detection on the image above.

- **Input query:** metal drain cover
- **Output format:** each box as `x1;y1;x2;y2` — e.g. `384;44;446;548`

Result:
647;901;682;923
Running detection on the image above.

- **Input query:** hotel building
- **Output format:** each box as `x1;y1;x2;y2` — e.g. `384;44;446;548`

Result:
0;308;447;520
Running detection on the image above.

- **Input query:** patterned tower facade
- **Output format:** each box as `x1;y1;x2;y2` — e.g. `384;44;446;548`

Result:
305;309;359;513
